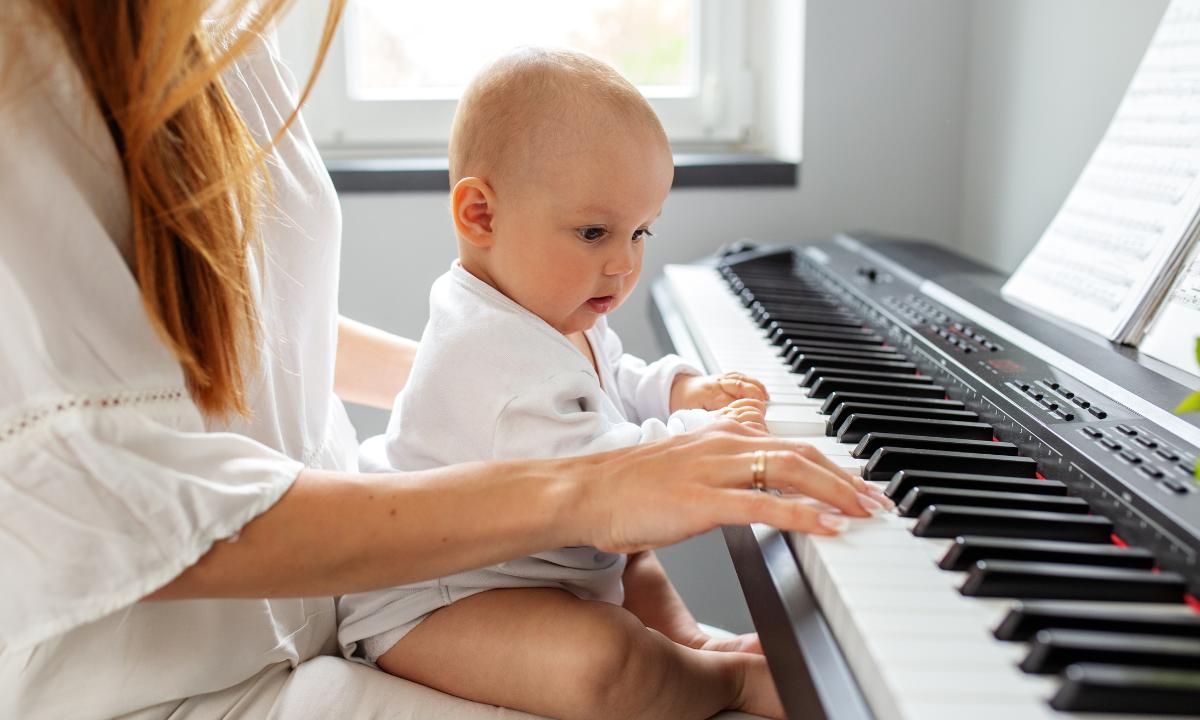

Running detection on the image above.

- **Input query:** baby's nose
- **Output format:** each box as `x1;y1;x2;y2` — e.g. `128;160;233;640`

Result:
604;243;639;276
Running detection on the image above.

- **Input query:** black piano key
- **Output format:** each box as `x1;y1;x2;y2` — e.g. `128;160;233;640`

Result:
767;319;875;336
761;311;863;328
799;367;932;388
809;377;946;399
826;402;978;434
995;601;1200;641
781;340;903;359
820;392;965;416
944;538;1154;574
1022;629;1200;673
897;487;1088;517
838;415;996;444
962;561;1185;603
863;448;1036;480
852;433;1015;458
1051;663;1200;715
790;354;916;373
770;326;885;347
886;470;1067;500
913;506;1113;542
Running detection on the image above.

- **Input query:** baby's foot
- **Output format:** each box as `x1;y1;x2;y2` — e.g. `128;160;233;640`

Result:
733;653;785;719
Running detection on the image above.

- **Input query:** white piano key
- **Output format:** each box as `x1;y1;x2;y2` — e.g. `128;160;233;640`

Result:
764;404;826;436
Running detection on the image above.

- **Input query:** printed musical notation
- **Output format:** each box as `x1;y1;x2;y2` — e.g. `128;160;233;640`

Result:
1003;0;1200;343
1141;249;1200;378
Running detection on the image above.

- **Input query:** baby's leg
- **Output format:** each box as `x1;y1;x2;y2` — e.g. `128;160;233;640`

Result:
376;587;781;720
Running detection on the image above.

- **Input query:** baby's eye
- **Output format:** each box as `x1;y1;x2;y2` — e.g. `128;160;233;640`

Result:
632;228;655;243
578;226;608;243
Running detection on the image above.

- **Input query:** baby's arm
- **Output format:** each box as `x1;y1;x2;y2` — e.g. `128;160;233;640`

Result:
376;587;781;720
597;322;768;421
492;371;711;458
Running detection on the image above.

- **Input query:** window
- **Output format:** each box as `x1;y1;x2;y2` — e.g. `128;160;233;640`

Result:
276;0;757;152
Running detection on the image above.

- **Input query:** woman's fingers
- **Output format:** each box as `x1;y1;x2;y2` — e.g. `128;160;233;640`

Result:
716;488;853;535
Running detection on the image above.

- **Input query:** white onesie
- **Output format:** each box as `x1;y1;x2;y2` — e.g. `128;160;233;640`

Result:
337;261;711;662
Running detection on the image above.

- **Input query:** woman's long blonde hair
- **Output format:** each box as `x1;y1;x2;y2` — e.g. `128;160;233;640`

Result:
39;0;344;417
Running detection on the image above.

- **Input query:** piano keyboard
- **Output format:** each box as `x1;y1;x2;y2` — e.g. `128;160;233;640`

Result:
656;243;1200;720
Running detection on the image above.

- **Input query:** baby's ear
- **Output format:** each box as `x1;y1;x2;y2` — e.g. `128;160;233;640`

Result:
452;177;496;248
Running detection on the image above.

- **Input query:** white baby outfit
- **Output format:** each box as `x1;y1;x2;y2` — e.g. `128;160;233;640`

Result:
338;262;711;662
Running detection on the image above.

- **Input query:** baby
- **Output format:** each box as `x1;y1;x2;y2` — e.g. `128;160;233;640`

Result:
338;48;782;719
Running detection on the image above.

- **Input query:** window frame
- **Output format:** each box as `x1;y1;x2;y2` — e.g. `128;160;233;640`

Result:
277;0;755;152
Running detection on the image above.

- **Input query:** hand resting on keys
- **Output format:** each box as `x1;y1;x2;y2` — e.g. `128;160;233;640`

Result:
670;370;771;411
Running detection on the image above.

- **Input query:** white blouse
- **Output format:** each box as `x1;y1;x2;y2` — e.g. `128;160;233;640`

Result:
0;14;357;720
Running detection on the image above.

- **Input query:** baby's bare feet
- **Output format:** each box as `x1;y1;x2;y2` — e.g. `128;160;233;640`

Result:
733;653;785;719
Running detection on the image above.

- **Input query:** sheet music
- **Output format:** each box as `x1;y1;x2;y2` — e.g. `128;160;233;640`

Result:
1002;0;1200;342
1140;245;1200;379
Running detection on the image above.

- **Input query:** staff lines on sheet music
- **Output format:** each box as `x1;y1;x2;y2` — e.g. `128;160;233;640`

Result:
1171;258;1200;310
1052;222;1158;262
1079;170;1188;205
1091;153;1200;181
1018;258;1133;313
1031;246;1145;284
1063;206;1165;236
1111;109;1200;130
1106;128;1200;149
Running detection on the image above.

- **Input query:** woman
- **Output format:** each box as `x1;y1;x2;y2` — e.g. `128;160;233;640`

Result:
0;1;869;717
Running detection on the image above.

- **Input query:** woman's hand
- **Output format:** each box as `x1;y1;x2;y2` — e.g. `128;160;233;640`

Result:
571;421;892;555
710;397;767;432
670;371;769;412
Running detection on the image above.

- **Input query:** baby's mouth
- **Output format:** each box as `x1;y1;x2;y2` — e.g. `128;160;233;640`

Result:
587;295;615;313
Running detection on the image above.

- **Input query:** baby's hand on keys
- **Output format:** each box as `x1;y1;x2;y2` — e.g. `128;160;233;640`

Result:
670;371;769;412
710;398;767;433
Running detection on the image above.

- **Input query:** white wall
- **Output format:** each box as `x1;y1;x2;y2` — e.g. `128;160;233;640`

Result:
958;0;1167;272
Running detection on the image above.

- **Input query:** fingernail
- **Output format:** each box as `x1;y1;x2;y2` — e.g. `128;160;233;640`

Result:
818;513;850;533
856;491;883;514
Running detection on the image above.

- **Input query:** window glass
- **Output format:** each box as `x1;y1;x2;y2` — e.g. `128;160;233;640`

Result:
345;0;696;100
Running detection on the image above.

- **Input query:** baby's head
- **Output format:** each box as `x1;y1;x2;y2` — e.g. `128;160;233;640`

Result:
448;48;674;336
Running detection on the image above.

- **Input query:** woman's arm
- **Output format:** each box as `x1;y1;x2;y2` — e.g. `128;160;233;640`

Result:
148;423;881;600
334;315;419;409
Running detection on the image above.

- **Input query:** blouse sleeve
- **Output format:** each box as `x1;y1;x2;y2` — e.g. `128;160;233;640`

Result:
598;322;703;424
490;371;711;461
0;20;304;653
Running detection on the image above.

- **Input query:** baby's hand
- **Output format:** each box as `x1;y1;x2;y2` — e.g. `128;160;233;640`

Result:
710;398;767;433
670;371;769;412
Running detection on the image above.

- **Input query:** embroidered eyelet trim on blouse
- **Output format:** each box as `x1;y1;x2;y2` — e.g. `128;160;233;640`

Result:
0;388;189;443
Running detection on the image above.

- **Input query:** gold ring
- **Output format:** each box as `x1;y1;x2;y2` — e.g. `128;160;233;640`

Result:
751;450;768;491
